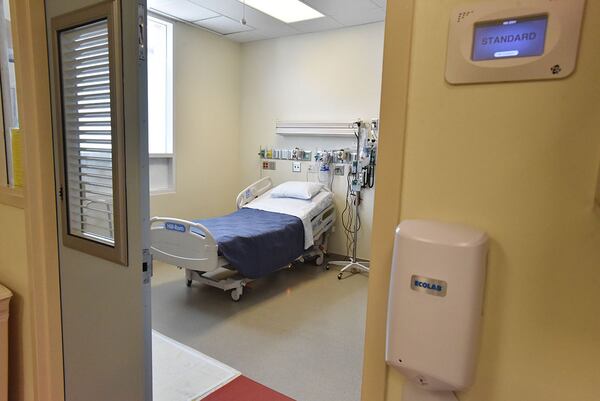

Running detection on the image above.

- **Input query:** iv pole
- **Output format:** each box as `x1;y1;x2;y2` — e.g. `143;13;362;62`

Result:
327;121;370;279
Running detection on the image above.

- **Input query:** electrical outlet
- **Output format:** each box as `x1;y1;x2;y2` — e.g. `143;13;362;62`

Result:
292;161;301;173
333;164;345;176
262;161;276;170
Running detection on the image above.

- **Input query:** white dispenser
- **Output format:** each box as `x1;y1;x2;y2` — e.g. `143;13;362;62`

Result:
386;220;488;401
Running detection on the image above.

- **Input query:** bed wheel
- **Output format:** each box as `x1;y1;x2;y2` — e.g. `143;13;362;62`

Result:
315;255;324;266
186;279;192;287
231;288;242;302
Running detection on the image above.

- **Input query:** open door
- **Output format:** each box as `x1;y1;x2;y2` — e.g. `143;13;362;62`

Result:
45;0;151;400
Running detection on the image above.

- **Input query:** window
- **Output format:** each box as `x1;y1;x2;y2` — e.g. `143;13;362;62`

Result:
147;15;174;194
0;0;20;188
53;1;128;265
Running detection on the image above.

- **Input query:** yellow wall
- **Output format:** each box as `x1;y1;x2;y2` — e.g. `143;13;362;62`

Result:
150;21;242;219
364;0;600;400
0;205;33;401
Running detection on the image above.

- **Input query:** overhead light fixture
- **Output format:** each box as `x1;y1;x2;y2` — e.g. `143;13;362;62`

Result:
239;0;324;23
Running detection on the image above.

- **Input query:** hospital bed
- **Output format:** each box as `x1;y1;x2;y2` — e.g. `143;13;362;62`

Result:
150;177;336;301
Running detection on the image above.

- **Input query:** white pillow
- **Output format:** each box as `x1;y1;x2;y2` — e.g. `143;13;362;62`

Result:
271;181;323;200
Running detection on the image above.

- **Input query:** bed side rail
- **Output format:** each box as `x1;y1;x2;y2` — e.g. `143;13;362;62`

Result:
150;217;219;271
312;204;337;239
236;176;273;209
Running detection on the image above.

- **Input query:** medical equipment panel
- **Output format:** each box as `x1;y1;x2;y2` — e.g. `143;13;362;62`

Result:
446;0;585;84
259;119;378;190
386;220;488;393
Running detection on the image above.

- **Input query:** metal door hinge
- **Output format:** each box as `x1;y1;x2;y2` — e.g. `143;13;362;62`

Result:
58;186;64;201
137;4;146;61
142;248;153;284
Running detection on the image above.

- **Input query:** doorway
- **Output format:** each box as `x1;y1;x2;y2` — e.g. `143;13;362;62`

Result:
42;1;385;400
146;1;385;400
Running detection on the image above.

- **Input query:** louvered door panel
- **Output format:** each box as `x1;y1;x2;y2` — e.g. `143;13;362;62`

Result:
54;4;127;265
61;20;114;244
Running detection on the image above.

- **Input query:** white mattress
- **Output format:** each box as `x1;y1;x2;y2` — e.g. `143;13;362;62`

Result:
243;188;334;249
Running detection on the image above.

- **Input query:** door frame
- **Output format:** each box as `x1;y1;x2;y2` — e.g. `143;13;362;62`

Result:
11;0;64;400
8;0;418;399
359;0;416;400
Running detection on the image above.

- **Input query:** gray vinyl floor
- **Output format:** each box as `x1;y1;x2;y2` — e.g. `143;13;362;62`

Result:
151;259;368;401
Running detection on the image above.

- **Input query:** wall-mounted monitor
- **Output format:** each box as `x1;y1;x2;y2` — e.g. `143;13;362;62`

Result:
471;14;548;61
445;0;586;84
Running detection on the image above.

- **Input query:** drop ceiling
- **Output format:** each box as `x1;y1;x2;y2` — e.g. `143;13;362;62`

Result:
148;0;386;42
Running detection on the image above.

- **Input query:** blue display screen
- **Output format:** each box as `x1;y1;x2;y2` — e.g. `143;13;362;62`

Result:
471;15;548;61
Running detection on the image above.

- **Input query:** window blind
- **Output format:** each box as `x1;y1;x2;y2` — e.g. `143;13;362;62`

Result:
59;20;115;246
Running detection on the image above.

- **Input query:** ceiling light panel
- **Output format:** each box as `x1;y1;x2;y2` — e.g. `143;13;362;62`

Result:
240;0;324;23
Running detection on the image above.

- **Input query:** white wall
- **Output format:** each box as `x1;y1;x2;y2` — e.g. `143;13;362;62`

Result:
150;20;242;219
150;22;384;259
239;23;385;259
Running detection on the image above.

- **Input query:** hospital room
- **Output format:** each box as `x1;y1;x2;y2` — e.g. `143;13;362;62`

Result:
3;0;600;401
146;1;384;400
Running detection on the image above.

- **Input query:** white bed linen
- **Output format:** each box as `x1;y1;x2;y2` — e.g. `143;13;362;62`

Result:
243;188;334;249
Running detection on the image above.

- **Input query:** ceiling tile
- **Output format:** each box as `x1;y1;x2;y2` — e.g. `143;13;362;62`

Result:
289;16;342;33
370;0;386;8
194;15;255;35
186;0;244;18
302;0;378;16
154;0;386;43
330;6;385;26
189;0;301;35
149;0;219;21
225;30;271;43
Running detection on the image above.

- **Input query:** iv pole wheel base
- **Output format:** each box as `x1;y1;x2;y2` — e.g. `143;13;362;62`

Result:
337;273;343;280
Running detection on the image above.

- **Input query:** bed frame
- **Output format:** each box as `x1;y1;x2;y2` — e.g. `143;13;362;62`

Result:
150;177;336;301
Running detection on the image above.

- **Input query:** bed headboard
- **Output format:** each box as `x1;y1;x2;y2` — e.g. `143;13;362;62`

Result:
235;177;273;209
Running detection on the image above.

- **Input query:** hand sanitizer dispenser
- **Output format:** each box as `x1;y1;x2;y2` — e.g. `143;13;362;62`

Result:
386;220;488;401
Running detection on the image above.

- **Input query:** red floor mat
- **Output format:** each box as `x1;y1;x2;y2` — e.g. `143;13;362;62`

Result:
203;376;295;401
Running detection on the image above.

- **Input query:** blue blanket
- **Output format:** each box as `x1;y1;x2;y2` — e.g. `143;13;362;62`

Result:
192;208;305;279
